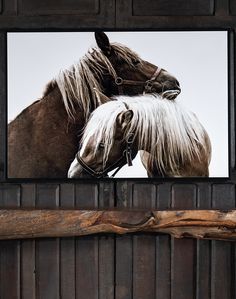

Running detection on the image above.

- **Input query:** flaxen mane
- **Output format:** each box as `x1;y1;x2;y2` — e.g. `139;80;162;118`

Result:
80;94;211;174
44;43;141;119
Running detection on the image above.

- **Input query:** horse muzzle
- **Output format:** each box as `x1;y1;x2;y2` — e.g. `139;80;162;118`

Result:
68;158;85;178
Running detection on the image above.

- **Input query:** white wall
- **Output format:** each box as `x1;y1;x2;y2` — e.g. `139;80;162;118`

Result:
8;31;229;177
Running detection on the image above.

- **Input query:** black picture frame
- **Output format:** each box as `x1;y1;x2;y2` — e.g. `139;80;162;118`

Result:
2;28;235;183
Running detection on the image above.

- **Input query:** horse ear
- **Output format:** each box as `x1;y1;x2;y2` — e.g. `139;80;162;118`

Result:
117;110;134;130
93;88;110;105
95;31;111;56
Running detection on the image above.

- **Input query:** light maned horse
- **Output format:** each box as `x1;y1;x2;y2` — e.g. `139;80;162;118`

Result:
68;94;211;178
8;32;181;178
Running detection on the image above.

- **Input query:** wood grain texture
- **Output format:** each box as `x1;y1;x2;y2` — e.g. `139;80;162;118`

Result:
116;0;235;28
215;0;229;16
0;208;235;241
0;0;115;28
98;182;115;299
75;183;99;299
155;183;172;299
60;184;76;299
115;181;133;299
18;0;99;15
211;184;235;299
171;184;197;299
132;184;156;299
196;183;212;299
21;184;36;299
35;185;60;299
230;0;236;15
132;0;215;16
0;185;21;299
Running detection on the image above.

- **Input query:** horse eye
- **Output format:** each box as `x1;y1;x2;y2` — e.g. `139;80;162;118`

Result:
132;59;141;66
99;143;105;149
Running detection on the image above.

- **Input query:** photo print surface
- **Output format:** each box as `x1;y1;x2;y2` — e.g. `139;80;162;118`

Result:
8;31;228;178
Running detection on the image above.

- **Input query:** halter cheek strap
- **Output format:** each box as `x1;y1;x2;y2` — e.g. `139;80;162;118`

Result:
150;66;162;81
144;66;162;93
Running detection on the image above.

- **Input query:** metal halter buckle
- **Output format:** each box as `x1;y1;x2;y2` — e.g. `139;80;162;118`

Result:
115;77;124;86
144;80;154;93
126;133;135;144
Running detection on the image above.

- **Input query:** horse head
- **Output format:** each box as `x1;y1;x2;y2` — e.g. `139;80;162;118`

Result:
95;32;181;100
56;31;181;121
68;100;138;178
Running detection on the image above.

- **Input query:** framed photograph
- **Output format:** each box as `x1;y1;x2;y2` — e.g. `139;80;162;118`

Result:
7;30;229;179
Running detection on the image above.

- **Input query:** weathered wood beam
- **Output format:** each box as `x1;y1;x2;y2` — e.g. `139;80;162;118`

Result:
0;209;236;241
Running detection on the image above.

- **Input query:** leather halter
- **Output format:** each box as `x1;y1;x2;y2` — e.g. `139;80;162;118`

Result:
115;66;162;95
76;102;135;178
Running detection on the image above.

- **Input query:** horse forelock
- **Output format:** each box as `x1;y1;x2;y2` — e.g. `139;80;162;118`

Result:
46;42;140;120
81;94;210;174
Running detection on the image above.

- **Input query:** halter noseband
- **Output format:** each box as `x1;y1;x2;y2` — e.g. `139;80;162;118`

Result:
115;66;162;95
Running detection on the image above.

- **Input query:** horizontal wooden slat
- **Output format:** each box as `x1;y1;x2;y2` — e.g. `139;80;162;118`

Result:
132;0;215;16
18;0;100;15
0;209;235;241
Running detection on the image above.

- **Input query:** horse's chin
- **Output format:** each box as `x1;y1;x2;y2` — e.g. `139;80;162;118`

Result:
161;89;181;100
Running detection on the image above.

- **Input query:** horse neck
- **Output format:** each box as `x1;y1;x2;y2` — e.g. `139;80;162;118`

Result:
8;83;87;178
44;82;86;126
38;83;86;150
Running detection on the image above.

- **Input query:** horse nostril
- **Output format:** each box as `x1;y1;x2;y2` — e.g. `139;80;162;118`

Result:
175;79;180;88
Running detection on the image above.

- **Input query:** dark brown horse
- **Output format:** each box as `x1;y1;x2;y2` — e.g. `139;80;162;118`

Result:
8;32;180;178
68;94;211;178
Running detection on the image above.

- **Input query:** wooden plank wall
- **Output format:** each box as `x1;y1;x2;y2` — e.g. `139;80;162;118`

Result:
0;0;236;298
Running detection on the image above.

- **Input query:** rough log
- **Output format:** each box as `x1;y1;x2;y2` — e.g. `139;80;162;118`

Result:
0;209;236;241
